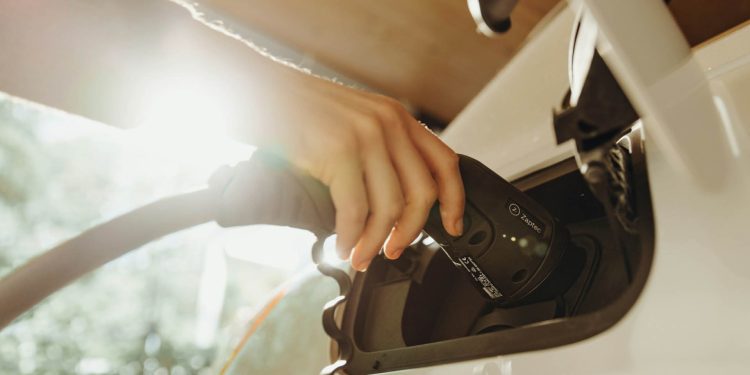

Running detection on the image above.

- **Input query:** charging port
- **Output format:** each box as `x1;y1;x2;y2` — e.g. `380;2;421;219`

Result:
337;127;654;373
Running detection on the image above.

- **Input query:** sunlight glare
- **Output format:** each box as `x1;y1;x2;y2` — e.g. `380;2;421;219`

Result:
127;68;253;170
222;226;316;271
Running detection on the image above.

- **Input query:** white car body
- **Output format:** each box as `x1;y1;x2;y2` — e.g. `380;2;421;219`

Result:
399;4;750;375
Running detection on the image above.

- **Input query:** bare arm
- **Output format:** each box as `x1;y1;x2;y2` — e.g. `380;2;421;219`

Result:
0;0;464;270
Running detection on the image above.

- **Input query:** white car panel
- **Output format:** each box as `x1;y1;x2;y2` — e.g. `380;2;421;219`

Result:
398;8;750;375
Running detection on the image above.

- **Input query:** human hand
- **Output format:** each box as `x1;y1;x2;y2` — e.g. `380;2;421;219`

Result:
244;67;465;271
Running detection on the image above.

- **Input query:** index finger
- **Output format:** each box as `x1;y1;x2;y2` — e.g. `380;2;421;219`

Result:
405;119;465;237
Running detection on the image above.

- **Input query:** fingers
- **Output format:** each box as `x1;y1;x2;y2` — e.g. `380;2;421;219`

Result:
405;118;465;237
299;89;463;271
328;158;369;261
379;111;439;260
349;123;404;271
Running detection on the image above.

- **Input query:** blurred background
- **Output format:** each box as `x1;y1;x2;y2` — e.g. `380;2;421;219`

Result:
0;91;329;374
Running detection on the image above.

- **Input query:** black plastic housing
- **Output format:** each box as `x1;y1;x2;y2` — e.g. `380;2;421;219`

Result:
423;155;570;305
337;128;654;374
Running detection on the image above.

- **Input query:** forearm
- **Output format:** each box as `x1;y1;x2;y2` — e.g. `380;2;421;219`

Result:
0;0;467;271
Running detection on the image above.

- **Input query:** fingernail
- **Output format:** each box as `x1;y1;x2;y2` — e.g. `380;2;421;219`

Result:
354;259;371;272
337;246;351;260
454;217;464;236
385;247;402;260
336;244;352;260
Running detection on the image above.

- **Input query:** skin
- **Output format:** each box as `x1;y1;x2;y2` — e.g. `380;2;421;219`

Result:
1;0;466;273
243;64;466;271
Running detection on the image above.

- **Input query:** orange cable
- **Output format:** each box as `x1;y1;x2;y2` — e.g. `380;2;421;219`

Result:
219;288;288;375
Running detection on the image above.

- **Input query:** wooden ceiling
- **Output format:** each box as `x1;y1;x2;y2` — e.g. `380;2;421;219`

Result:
5;1;740;129
202;0;562;122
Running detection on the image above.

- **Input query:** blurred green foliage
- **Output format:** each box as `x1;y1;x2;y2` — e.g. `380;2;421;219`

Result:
0;94;292;374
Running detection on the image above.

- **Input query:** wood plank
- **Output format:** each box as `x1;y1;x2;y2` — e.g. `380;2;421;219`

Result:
202;0;561;121
669;0;750;46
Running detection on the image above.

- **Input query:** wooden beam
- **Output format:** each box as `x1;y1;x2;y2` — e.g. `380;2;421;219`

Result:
202;0;561;121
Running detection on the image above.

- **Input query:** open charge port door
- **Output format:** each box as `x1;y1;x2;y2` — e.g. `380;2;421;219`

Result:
337;127;654;374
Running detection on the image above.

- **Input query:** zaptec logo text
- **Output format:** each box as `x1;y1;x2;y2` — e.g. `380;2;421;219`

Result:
509;203;521;216
520;212;543;234
508;201;544;236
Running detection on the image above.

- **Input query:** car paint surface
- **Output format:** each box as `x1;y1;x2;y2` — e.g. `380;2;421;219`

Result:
397;7;750;375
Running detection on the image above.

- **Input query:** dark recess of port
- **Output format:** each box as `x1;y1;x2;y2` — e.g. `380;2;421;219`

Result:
468;230;487;245
512;268;528;283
